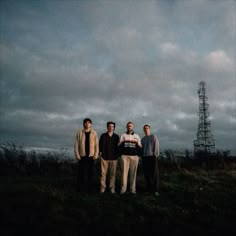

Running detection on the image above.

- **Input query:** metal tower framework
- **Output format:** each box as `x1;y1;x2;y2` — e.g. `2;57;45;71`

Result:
194;81;215;154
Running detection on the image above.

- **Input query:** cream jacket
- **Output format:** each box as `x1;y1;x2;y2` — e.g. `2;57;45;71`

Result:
74;128;99;160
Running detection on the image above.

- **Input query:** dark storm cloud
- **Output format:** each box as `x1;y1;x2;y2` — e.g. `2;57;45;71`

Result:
0;0;235;154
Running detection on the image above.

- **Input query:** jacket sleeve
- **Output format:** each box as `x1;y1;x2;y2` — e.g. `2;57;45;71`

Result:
99;134;103;157
74;130;81;160
154;135;160;157
118;134;125;146
93;131;99;159
136;134;142;148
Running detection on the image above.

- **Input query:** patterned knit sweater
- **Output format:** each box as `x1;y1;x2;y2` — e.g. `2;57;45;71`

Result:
119;132;142;156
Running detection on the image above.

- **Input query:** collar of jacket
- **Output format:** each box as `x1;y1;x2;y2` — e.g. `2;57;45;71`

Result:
126;131;134;135
82;128;92;133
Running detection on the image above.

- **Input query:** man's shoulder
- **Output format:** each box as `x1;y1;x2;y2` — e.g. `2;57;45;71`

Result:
113;133;120;138
133;133;141;138
121;133;140;139
90;129;98;135
141;135;146;140
100;132;108;138
101;132;119;138
144;134;157;139
77;129;83;134
152;134;158;139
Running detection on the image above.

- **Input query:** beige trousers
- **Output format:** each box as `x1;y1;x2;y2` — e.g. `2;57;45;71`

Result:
100;158;118;193
120;155;139;194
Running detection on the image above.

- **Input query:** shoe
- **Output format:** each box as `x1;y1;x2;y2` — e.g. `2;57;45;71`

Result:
109;188;116;194
100;189;105;194
154;192;160;196
120;191;126;195
130;191;136;195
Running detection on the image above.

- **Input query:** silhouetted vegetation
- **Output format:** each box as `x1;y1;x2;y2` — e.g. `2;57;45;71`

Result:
1;143;236;235
0;143;76;177
1;143;235;177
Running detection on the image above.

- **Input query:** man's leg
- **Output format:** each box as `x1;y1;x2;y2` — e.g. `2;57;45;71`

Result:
87;157;95;192
142;158;152;192
77;156;87;192
100;158;108;193
120;155;130;194
153;158;160;193
109;160;118;193
129;155;139;194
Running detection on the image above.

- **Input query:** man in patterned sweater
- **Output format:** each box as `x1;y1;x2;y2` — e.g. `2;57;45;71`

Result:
118;121;142;194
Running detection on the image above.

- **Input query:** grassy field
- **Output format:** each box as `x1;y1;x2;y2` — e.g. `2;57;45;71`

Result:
1;165;236;236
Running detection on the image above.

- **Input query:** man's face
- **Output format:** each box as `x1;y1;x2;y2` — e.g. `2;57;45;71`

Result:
107;124;115;133
84;121;92;129
127;123;133;133
143;126;150;135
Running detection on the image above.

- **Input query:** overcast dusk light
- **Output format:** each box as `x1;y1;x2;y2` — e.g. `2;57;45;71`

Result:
0;0;235;155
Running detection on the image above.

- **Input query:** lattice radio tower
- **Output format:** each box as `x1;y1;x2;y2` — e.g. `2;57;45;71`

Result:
194;81;215;155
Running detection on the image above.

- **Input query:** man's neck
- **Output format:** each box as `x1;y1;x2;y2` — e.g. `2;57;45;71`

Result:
84;128;91;132
108;131;113;136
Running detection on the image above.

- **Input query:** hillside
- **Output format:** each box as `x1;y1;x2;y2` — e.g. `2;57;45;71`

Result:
1;164;236;236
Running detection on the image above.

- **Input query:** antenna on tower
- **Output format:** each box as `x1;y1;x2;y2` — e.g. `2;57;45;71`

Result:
194;81;215;157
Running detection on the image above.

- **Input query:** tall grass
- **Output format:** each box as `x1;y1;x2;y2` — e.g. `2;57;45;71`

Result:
1;143;236;235
0;142;76;176
1;143;235;178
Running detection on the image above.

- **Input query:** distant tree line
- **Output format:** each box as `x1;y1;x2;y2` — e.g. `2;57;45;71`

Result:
0;143;77;176
160;148;235;171
0;143;235;176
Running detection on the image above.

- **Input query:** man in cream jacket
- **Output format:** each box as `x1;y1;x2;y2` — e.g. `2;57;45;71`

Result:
74;118;99;192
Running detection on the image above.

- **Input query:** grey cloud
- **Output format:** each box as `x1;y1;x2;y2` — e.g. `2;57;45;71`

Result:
0;0;235;154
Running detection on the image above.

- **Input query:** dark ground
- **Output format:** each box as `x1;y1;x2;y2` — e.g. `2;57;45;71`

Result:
1;164;236;236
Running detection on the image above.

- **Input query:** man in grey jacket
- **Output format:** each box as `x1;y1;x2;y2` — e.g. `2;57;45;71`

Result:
141;124;160;196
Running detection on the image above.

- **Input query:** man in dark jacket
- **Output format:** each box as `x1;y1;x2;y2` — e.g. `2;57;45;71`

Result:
99;121;119;193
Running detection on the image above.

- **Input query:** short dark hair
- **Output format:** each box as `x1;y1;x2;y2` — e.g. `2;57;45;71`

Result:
126;121;133;127
107;121;116;129
143;124;150;129
83;118;92;124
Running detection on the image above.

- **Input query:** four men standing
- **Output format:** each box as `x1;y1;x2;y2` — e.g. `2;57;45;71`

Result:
74;118;160;195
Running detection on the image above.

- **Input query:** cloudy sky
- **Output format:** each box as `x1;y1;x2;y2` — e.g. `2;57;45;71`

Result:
0;0;235;155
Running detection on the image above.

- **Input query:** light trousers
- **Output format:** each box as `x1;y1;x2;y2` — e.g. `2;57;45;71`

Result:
120;155;139;194
100;158;118;193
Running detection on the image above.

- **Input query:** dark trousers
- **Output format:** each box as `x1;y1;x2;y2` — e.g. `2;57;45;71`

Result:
142;156;160;192
77;156;95;192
